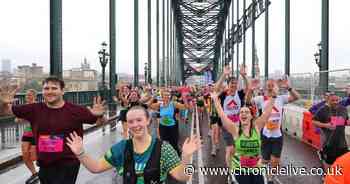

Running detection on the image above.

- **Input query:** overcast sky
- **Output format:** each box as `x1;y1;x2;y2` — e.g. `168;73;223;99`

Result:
0;0;349;77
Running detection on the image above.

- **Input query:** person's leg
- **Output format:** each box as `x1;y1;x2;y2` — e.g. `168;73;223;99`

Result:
22;141;36;175
211;123;218;156
62;164;80;184
260;134;272;182
222;127;234;167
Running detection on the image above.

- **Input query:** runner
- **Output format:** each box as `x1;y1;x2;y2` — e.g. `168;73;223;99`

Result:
66;105;201;183
113;84;131;139
0;76;106;184
214;65;250;168
211;89;276;184
312;92;349;174
205;85;221;156
14;89;39;184
252;78;300;184
149;89;190;155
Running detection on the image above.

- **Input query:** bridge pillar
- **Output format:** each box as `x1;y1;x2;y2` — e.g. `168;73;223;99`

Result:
109;0;116;98
50;0;62;78
320;0;329;93
285;0;290;76
134;0;139;87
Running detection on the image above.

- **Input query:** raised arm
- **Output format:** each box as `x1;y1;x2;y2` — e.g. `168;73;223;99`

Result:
214;66;231;92
66;132;112;173
239;65;250;93
211;92;237;137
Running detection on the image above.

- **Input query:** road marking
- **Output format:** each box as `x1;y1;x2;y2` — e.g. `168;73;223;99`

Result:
275;176;284;184
187;110;196;184
195;107;205;184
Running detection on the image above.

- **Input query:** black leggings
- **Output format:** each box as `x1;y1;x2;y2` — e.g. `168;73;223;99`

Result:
38;163;80;184
159;124;180;155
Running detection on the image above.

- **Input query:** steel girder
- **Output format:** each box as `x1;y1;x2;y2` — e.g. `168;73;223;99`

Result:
174;0;232;81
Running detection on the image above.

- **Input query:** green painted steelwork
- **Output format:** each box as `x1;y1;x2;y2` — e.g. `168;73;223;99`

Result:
50;0;63;79
156;0;160;86
285;0;290;75
109;0;117;98
134;0;139;87
320;0;329;93
265;0;269;80
148;0;152;84
252;0;256;78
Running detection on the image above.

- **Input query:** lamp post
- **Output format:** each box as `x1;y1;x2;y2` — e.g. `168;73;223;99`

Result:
98;42;109;99
144;62;148;85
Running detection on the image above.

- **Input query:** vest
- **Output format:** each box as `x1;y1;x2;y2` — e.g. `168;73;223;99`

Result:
123;138;162;184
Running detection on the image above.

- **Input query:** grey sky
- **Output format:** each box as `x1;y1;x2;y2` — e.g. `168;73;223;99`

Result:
0;0;349;77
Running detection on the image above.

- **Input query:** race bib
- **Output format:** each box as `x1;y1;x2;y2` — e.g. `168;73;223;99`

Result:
330;116;345;126
161;117;174;126
23;131;33;137
240;156;259;167
227;114;240;123
266;120;279;130
38;134;64;153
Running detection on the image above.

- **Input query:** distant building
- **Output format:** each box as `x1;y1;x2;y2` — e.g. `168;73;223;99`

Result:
1;59;12;73
14;63;46;82
63;58;98;91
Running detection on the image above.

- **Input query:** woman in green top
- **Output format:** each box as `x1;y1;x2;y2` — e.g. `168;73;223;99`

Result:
66;105;201;184
211;91;276;184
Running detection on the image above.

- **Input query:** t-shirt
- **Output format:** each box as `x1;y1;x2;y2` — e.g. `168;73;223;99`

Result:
104;138;181;184
219;90;245;123
253;95;289;138
313;104;349;148
12;102;98;167
325;152;350;184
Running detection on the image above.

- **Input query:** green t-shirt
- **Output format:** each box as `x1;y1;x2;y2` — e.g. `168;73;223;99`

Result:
232;128;261;172
104;137;181;184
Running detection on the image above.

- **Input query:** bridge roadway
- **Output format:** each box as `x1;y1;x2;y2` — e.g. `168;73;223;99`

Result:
0;112;323;184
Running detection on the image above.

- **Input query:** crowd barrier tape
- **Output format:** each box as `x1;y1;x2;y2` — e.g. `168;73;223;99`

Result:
282;105;305;140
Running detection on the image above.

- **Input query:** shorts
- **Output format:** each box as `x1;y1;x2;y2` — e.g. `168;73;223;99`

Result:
119;109;128;122
232;173;265;184
222;127;234;146
38;163;80;184
22;136;36;145
261;134;283;160
210;115;222;126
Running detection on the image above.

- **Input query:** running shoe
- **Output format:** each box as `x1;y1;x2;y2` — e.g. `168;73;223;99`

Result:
25;173;39;184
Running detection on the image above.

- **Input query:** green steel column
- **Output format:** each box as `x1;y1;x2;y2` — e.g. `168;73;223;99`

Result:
265;0;269;80
243;0;246;67
147;0;152;84
236;0;240;78
285;0;290;75
231;1;234;76
170;3;173;85
162;0;165;86
109;0;116;97
167;0;170;86
156;0;160;86
223;30;226;65
50;0;62;78
134;0;139;86
320;0;329;93
252;0;256;78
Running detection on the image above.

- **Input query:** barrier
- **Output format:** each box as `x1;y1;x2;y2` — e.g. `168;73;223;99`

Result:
282;105;304;140
302;111;321;150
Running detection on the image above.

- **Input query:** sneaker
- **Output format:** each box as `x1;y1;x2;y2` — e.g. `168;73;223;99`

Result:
211;145;216;156
25;173;39;184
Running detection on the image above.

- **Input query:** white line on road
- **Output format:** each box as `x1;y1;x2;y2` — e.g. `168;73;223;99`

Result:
195;107;205;184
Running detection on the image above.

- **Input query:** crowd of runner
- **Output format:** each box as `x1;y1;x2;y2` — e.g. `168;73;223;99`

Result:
0;65;349;184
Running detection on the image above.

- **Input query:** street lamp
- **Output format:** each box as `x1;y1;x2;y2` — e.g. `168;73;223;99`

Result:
144;62;148;85
314;42;322;69
98;42;109;99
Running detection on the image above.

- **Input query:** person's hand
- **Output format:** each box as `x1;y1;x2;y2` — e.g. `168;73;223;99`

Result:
223;66;231;76
239;64;247;77
251;79;260;90
66;131;84;156
0;84;18;104
324;123;336;130
182;135;201;158
210;91;219;100
88;96;106;117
